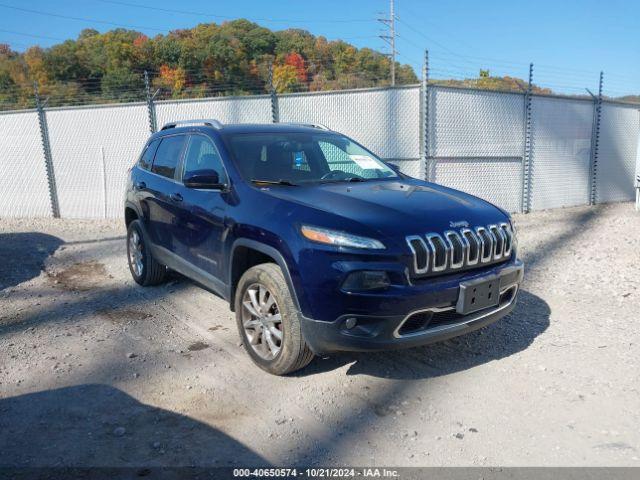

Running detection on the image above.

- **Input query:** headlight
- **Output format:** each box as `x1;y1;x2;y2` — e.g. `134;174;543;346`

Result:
300;225;385;250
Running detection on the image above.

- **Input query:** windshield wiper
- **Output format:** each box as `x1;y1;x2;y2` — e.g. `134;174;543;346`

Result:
251;179;298;186
320;177;367;184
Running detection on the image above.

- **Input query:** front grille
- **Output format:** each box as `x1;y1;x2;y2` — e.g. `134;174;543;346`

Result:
395;286;517;337
397;311;432;336
429;287;516;328
405;223;514;277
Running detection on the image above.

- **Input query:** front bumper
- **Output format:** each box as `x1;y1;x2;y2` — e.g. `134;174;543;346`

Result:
300;260;524;355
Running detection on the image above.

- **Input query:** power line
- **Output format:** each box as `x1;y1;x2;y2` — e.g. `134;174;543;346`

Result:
0;40;33;48
0;29;67;41
93;0;371;24
0;3;169;32
398;4;478;54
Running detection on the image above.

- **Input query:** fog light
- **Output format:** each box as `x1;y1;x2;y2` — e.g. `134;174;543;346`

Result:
342;271;391;291
345;317;358;329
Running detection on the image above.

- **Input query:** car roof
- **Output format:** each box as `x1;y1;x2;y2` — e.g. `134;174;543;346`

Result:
218;123;331;134
153;121;334;139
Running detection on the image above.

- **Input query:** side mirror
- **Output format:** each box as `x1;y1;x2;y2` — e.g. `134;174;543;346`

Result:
183;169;225;189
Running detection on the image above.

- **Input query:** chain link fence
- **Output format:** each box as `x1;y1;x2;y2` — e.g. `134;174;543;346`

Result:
279;86;422;178
0;110;52;217
0;82;638;219
528;96;595;211
427;87;525;213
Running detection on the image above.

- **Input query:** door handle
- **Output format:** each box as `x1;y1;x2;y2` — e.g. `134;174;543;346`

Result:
134;181;146;190
170;193;183;202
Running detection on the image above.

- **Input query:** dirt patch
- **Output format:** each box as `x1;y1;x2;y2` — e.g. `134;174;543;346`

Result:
187;341;210;352
97;308;153;323
48;261;107;291
208;325;229;332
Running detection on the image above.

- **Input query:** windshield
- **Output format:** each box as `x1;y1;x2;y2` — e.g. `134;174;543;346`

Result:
225;132;398;185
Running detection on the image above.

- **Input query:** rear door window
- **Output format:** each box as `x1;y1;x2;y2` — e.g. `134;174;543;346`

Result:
138;138;160;170
152;135;186;180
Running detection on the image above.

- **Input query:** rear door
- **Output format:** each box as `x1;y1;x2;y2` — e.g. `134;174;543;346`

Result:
145;134;187;254
174;134;229;281
130;137;160;213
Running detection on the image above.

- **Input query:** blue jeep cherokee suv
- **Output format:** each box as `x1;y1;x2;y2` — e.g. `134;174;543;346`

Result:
125;119;524;375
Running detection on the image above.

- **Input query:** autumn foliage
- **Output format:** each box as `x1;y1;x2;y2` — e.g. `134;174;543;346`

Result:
158;65;187;93
284;52;307;82
0;19;418;109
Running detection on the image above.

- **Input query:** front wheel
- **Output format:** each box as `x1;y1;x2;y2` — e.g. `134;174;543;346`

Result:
235;263;314;375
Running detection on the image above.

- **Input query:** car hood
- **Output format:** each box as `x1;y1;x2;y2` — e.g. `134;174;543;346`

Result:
262;178;509;241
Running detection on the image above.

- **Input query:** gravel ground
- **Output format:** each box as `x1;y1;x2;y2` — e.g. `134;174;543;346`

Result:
0;202;639;467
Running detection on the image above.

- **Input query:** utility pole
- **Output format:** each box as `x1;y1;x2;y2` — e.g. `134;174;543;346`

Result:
378;0;396;86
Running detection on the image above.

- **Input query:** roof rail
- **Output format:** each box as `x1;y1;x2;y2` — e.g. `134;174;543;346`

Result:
281;122;331;131
160;119;223;130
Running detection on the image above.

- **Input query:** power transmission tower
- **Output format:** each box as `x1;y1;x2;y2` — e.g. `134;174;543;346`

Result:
378;0;396;86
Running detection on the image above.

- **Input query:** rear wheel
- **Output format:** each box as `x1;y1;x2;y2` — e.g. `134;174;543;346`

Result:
235;263;314;375
127;219;166;286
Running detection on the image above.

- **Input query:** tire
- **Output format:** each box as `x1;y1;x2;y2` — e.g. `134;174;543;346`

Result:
235;263;314;375
127;219;166;286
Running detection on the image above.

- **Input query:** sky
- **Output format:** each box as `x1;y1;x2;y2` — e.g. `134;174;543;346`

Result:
0;0;638;96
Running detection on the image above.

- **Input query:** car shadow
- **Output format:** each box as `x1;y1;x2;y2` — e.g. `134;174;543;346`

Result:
0;232;64;291
297;289;550;379
0;384;267;469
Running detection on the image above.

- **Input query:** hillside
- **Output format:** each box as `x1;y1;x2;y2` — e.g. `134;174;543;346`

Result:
1;19;636;110
0;19;418;109
432;74;553;95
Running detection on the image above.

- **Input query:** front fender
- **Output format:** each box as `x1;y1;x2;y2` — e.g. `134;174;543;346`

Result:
228;237;309;317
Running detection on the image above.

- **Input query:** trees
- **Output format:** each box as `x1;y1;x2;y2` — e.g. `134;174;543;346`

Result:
272;64;299;93
432;71;553;95
0;19;419;109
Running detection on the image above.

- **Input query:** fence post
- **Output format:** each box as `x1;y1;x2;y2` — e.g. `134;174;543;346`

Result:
269;63;279;123
421;50;430;181
101;146;107;219
589;71;604;205
34;82;60;218
521;62;534;213
144;70;157;133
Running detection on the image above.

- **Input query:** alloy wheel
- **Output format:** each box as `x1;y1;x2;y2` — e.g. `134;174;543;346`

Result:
128;230;144;277
241;283;283;360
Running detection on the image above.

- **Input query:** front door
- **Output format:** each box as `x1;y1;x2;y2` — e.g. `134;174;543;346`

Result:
174;134;229;282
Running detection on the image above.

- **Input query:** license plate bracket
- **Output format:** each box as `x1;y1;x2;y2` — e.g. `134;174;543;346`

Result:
456;276;500;315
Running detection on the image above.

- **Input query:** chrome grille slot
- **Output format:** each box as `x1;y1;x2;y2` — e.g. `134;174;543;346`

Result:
476;227;494;263
406;236;429;274
445;231;465;269
427;234;448;272
461;229;480;265
500;223;512;256
489;225;504;259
